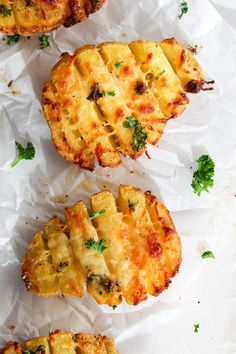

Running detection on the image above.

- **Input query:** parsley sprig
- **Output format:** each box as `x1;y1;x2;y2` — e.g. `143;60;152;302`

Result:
178;1;188;20
11;141;35;167
23;345;45;354
194;324;200;333
114;61;123;69
154;70;166;80
123;117;147;152
201;250;215;259
6;34;20;45
85;238;108;255
191;155;215;196
89;209;106;220
107;91;116;96
0;4;12;17
39;34;50;49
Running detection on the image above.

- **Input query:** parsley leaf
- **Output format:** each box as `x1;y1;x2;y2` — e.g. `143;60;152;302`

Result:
112;305;117;310
11;141;35;167
123;117;147;152
89;209;106;220
191;155;215;196
23;345;45;354
114;61;123;69
6;34;20;45
178;1;188;20
107;91;116;96
154;70;166;80
0;4;12;16
201;250;215;259
194;324;200;333
85;238;108;255
39;34;50;49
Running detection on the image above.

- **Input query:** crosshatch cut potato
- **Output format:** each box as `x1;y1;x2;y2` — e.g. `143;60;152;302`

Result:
0;0;106;36
42;38;206;170
21;184;182;307
0;330;119;354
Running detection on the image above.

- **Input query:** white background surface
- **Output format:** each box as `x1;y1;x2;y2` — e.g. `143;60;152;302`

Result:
0;0;236;353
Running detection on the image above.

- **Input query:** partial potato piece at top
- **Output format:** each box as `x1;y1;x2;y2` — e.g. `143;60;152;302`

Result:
42;38;205;170
0;0;106;36
0;331;119;354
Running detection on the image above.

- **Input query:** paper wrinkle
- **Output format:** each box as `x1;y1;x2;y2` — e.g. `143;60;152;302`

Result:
0;0;236;353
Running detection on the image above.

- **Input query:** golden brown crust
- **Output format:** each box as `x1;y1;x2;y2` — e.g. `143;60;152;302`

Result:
0;0;106;36
42;39;204;169
21;184;182;306
0;331;118;354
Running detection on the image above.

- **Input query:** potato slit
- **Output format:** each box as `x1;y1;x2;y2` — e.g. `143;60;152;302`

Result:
129;40;189;118
49;53;120;168
99;42;166;144
117;184;169;300
21;230;60;296
49;332;76;354
45;217;85;297
42;80;95;170
11;0;40;35
145;191;182;277
74;46;143;159
159;38;204;93
65;201;121;306
90;190;137;304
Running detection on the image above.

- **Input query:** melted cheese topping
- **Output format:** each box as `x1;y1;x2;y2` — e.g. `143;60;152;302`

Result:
21;184;182;307
99;42;166;144
42;39;204;169
0;331;118;354
129;40;189;118
160;38;204;91
75;46;138;158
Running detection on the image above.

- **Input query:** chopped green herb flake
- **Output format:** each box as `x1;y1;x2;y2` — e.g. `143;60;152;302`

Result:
107;91;116;96
128;199;136;211
178;1;188;20
191;155;215;196
0;4;12;16
114;61;123;69
194;324;200;333
154;70;166;80
201;250;215;259
112;305;117;310
23;345;45;354
123;117;147;152
39;34;50;49
85;238;108;255
89;209;106;220
11;141;35;167
6;34;20;45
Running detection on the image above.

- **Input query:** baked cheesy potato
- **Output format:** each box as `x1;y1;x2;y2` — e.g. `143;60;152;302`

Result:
21;184;182;307
0;330;118;354
0;0;105;36
42;38;204;170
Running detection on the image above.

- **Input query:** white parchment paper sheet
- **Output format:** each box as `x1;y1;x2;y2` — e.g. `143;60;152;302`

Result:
0;0;236;353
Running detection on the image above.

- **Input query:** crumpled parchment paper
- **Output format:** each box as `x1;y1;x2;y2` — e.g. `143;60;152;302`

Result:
0;0;236;353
